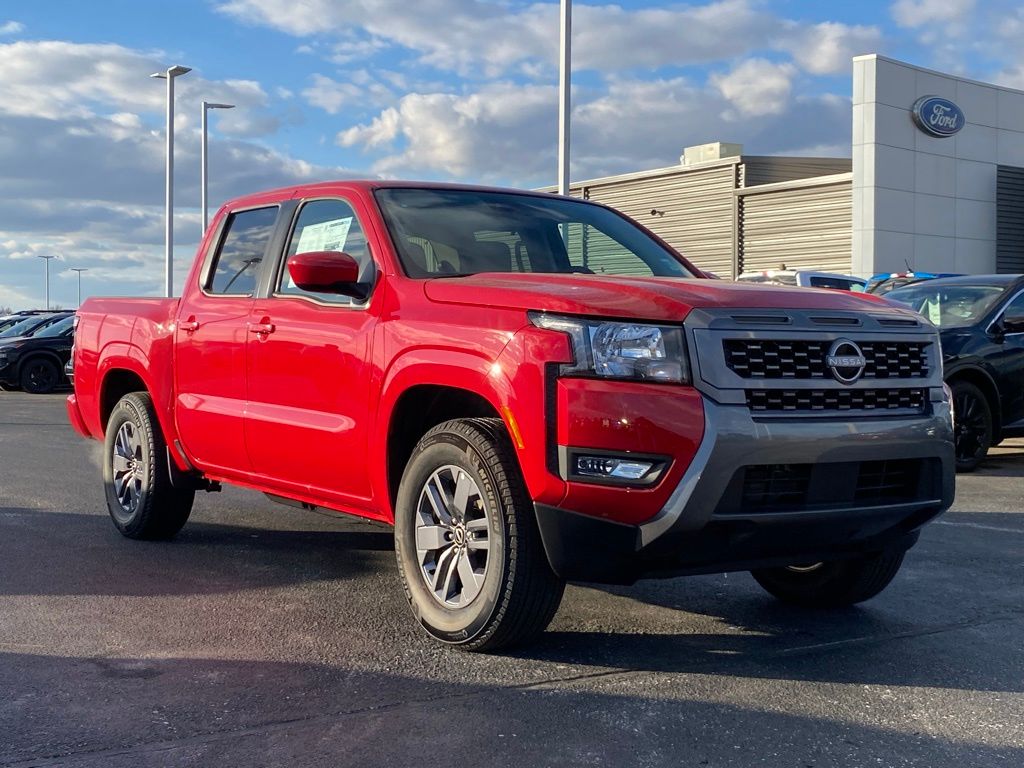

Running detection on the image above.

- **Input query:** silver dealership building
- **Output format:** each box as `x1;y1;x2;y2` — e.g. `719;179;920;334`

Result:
554;55;1024;280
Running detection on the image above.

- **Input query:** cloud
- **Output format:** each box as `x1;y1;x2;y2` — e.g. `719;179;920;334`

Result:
338;75;850;186
0;20;23;35
0;39;361;309
216;0;861;79
891;0;976;28
781;22;883;75
710;59;796;118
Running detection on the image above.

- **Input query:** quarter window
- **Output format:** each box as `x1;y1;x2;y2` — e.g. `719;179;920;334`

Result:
207;207;278;295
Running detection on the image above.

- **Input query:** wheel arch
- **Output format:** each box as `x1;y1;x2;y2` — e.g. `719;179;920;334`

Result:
946;365;1002;439
16;349;64;379
384;383;504;517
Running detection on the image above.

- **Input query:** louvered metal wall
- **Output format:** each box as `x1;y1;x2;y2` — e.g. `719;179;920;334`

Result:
742;157;852;187
573;161;740;278
997;165;1024;273
737;174;853;274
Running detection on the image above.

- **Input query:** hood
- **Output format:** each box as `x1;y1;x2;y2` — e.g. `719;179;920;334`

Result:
424;273;908;322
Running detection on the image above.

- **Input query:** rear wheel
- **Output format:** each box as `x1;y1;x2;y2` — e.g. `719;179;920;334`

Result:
103;392;194;539
951;380;992;472
394;418;564;651
751;548;907;607
20;357;60;394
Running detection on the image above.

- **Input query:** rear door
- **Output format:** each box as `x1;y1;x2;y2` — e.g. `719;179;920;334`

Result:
174;205;281;474
244;196;380;507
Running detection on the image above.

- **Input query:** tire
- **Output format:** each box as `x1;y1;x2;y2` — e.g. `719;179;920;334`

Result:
20;357;60;394
103;392;195;540
394;418;565;651
951;380;992;472
751;548;907;608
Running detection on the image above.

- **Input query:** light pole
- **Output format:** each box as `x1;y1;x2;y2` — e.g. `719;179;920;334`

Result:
70;268;88;307
558;0;571;196
201;100;235;236
151;64;192;298
37;254;58;310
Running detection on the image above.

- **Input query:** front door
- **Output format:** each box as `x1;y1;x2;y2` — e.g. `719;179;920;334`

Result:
174;205;279;474
244;197;379;508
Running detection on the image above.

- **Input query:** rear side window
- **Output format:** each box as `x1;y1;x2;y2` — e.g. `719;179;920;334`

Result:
207;207;278;295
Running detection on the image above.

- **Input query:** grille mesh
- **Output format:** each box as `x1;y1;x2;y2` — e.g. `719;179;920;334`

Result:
746;388;927;413
724;339;929;379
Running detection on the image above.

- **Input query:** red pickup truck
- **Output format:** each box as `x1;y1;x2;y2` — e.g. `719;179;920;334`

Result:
67;181;955;650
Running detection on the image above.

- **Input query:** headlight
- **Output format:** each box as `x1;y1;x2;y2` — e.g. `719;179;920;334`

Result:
529;312;689;383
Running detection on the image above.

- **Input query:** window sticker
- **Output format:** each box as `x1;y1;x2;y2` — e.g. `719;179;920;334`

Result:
296;217;353;254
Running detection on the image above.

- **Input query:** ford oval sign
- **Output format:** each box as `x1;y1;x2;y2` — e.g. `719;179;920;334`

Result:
912;96;965;138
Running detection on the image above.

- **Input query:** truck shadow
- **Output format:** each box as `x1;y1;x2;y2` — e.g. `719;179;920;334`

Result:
3;652;1021;767
0;508;394;598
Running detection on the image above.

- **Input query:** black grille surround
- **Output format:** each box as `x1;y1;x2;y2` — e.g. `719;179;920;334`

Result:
746;388;928;414
723;339;929;380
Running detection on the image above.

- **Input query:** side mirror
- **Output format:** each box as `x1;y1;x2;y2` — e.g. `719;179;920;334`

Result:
1002;313;1024;335
287;251;371;301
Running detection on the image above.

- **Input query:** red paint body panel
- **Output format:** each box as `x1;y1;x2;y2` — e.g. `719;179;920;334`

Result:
68;179;908;530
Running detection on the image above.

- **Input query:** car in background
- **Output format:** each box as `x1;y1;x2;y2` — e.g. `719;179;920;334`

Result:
0;310;53;334
866;271;962;296
886;274;1024;471
0;313;76;393
737;269;867;291
0;312;71;340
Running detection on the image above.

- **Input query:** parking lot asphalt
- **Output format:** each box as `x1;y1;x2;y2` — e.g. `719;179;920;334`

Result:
1;391;1022;767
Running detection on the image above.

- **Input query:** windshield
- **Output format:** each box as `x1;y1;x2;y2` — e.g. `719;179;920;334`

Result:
0;316;46;338
33;315;74;338
886;283;1005;328
375;188;696;279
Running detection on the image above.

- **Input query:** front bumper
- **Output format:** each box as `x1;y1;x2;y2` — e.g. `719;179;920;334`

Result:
535;397;955;584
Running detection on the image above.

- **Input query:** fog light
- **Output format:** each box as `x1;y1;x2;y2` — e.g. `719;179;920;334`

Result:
565;449;668;486
575;455;653;480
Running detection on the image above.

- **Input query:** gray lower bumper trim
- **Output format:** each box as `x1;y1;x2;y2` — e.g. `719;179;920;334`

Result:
637;398;955;548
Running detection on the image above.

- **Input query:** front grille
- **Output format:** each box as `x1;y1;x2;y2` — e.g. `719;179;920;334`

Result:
714;459;931;515
724;339;928;379
746;388;927;413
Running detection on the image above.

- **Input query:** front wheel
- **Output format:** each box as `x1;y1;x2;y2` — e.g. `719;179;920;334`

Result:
103;392;195;539
751;548;907;607
951;380;992;472
394;418;565;651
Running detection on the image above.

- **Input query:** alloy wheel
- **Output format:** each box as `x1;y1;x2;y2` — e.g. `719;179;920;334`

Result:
111;421;144;520
953;389;988;463
415;465;490;607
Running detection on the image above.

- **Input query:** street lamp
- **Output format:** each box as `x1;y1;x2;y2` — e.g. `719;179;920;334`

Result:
37;254;58;310
70;268;88;307
151;64;192;298
201;100;235;236
558;0;571;196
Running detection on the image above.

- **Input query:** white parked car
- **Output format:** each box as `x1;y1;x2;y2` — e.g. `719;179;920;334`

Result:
737;269;867;292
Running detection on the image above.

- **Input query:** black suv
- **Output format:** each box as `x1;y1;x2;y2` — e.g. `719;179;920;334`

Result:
887;275;1024;470
0;313;75;394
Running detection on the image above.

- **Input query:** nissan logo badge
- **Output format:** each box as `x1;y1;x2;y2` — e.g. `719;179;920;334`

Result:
826;339;867;384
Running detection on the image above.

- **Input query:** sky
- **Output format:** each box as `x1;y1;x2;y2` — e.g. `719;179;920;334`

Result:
1;0;1022;310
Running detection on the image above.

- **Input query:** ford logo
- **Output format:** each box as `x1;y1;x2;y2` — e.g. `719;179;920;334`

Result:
826;339;866;385
912;96;965;138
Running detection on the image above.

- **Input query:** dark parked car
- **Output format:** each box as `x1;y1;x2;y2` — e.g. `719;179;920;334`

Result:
0;314;75;393
0;312;70;340
866;271;962;296
886;275;1024;470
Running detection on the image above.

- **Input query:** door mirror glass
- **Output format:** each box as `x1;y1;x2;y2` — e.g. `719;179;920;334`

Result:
287;251;368;298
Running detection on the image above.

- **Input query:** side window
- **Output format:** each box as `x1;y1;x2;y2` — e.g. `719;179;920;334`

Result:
278;199;369;305
207;207;278;296
565;223;654;276
1001;291;1024;323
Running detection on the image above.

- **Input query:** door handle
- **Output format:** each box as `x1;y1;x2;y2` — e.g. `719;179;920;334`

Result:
248;321;276;336
179;318;199;333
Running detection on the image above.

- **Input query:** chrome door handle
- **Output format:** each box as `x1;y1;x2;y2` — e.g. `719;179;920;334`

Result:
179;319;199;332
248;322;276;335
